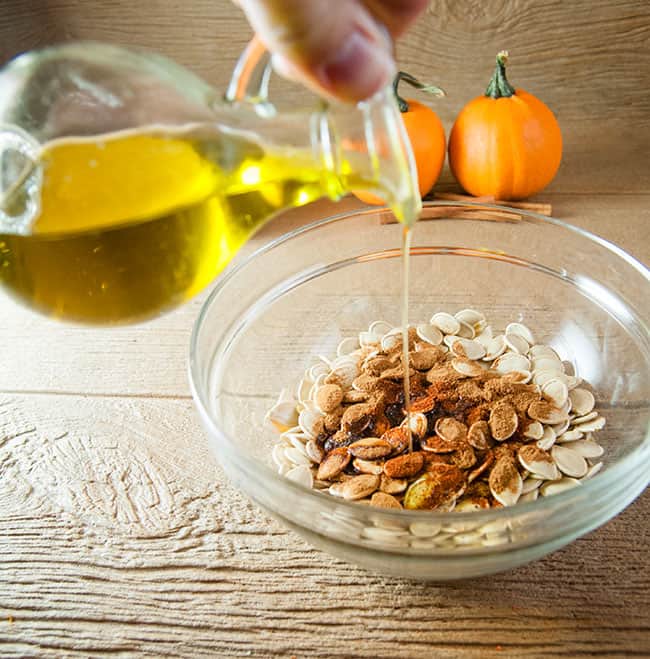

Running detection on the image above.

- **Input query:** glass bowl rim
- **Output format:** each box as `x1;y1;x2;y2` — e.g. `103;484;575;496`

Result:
189;200;650;524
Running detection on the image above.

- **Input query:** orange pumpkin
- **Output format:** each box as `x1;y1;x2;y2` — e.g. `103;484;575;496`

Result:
355;72;446;205
448;51;562;200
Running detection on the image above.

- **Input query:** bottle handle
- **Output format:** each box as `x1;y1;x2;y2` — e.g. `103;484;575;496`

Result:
225;36;275;115
0;124;42;234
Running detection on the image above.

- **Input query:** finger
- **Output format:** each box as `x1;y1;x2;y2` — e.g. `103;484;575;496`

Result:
237;0;396;102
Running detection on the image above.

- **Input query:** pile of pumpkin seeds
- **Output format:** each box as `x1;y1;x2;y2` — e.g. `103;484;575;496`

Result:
267;309;606;524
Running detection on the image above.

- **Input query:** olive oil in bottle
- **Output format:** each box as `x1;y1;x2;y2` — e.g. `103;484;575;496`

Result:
0;125;373;324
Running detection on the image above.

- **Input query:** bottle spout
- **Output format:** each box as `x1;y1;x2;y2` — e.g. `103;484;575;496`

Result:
323;86;422;226
0;125;42;235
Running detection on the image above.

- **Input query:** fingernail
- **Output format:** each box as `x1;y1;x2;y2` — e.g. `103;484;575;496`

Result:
317;30;395;102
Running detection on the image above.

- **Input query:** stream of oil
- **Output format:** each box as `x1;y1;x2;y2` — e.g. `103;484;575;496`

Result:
401;226;413;453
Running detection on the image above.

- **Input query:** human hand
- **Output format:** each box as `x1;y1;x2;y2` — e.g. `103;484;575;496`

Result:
235;0;428;102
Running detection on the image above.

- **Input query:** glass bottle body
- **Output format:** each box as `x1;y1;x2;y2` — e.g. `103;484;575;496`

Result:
0;43;419;324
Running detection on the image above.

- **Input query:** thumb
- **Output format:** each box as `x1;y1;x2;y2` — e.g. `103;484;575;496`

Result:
237;0;395;102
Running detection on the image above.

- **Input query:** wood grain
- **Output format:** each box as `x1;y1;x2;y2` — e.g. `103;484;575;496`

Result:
0;193;647;398
0;394;648;658
1;0;649;192
0;2;649;655
0;192;649;656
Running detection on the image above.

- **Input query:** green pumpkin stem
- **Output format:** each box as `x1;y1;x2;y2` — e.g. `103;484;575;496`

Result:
485;51;516;99
393;71;445;113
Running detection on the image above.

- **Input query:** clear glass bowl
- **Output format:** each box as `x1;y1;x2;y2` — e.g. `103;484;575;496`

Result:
189;201;650;580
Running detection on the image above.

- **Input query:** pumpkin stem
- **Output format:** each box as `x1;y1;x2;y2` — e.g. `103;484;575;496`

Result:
393;71;445;113
485;50;516;99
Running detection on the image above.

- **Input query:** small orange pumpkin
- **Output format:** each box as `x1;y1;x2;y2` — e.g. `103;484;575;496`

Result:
448;51;562;200
355;72;446;205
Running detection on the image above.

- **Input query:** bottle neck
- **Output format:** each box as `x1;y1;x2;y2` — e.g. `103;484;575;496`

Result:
314;86;421;226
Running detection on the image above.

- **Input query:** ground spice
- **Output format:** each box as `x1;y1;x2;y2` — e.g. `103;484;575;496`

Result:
269;312;607;513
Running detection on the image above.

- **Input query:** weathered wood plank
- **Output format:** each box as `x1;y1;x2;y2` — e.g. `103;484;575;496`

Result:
1;0;649;193
0;4;648;655
0;193;647;398
0;394;648;657
2;0;649;123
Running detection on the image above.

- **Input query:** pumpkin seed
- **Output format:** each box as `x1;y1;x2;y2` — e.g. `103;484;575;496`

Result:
573;416;606;432
521;476;544;494
455;308;486;326
475;325;494;346
404;464;466;510
523;421;544;440
298;407;324;438
456;320;476;339
305;439;325;464
330;474;380;500
571;410;598;425
384;452;425;478
528;400;569;425
435;417;468;443
316;447;351;480
540;477;581;496
453;531;484;545
266;396;298;432
519;490;539;503
416;322;443;346
286;465;314;488
315;383;344;413
369;492;402;509
529;344;560;360
493;352;530;373
550;424;569;445
565;375;582;390
532;357;564;374
556;429;584;443
336;336;359;357
451;358;484;377
368;320;393;336
409;348;445;370
285;445;311;466
404;411;428;437
455;499;489;513
482;334;507;360
489;401;519;441
272;444;290;469
348;437;393;460
569;439;604;458
431;312;461;335
532;369;566;387
489;457;523;507
296;377;312;404
361;526;409;543
503;369;532;384
353;457;384;475
504;332;530;354
451;337;486;360
518;445;557;480
551;445;588;478
583;461;603;480
542;378;569;408
409;521;442;538
359;330;382;347
467;420;491;450
379;474;408;494
505;322;535;345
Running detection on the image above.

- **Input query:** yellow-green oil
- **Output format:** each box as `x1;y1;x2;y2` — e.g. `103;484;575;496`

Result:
0;127;360;324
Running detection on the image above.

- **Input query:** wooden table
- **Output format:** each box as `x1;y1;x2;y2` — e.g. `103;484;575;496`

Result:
2;1;650;655
1;189;649;657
